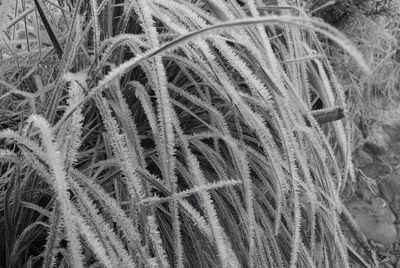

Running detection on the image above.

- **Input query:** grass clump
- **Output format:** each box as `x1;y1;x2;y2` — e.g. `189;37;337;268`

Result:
0;0;376;267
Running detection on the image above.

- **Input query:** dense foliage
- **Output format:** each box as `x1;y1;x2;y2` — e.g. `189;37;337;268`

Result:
0;0;391;267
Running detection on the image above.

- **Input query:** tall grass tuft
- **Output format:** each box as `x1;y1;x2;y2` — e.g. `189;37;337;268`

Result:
0;0;375;267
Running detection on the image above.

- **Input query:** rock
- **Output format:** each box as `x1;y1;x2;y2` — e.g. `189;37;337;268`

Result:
357;182;376;202
362;161;391;179
346;198;397;248
378;173;400;202
391;254;398;266
364;141;386;156
354;148;374;167
383;123;400;143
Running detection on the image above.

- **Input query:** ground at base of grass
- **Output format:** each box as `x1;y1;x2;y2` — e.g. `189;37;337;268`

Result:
347;99;400;267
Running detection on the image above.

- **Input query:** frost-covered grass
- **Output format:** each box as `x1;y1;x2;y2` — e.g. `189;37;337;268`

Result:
0;1;378;267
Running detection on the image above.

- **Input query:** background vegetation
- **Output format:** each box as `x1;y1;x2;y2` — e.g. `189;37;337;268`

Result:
0;0;398;267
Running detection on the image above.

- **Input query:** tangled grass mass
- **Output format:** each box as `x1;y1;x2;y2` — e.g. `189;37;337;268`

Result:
1;0;399;267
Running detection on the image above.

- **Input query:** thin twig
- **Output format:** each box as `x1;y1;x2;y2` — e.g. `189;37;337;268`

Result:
310;106;344;124
4;6;36;32
34;0;63;59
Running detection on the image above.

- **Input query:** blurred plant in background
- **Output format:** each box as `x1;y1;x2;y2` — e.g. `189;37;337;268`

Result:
307;0;400;149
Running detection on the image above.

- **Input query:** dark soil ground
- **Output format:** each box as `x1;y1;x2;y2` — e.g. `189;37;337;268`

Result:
347;102;400;267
